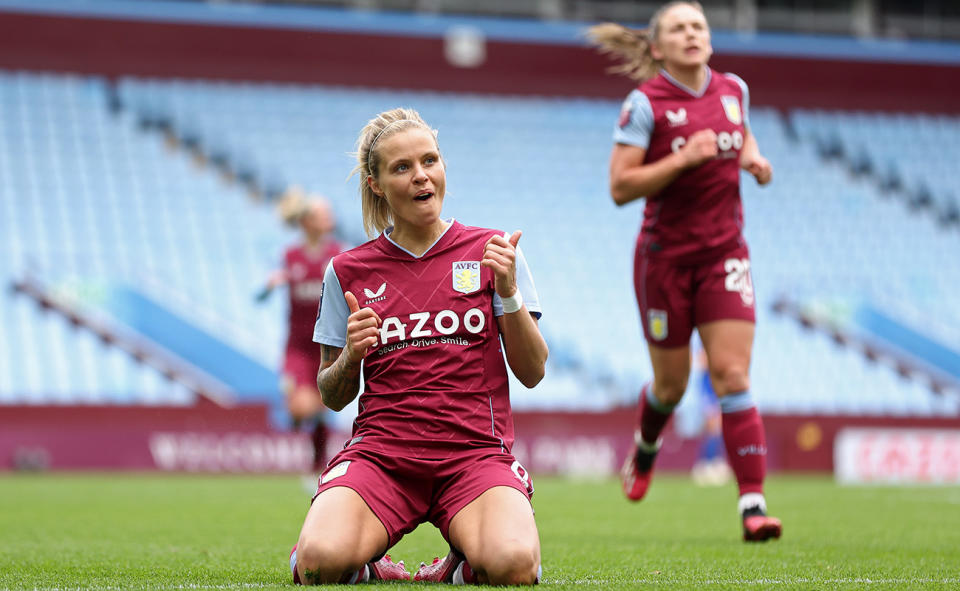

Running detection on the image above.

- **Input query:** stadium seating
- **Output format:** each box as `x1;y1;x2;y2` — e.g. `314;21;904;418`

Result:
0;71;288;407
790;109;960;221
1;69;957;418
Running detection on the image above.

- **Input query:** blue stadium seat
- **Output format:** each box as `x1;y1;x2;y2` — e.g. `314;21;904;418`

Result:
1;70;957;417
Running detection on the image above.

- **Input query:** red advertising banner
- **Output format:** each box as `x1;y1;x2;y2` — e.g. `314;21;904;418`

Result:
3;404;958;474
834;428;960;484
0;403;311;472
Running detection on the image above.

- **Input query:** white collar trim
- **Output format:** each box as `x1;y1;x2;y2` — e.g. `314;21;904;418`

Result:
384;218;455;258
660;66;711;98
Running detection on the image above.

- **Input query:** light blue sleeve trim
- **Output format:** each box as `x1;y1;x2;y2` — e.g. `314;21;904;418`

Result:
724;72;751;129
493;245;542;319
612;90;654;149
719;390;755;413
313;258;348;347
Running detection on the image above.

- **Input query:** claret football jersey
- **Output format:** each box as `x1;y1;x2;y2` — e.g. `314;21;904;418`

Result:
314;220;542;458
614;67;752;262
284;241;342;351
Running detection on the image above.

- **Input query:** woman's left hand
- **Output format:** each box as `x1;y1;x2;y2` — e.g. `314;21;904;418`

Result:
482;230;522;298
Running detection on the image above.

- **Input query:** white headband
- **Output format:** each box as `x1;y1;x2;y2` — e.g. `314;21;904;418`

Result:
367;119;419;173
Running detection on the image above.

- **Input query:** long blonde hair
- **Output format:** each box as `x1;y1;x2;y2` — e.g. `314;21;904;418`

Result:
586;1;705;82
352;108;438;238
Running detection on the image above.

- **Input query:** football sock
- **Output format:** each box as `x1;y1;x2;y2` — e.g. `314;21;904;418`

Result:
450;560;541;585
451;560;477;584
720;391;766;496
341;565;371;584
738;492;767;516
291;547;301;585
290;546;374;585
637;383;677;446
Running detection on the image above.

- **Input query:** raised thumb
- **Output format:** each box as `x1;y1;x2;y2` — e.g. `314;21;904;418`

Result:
344;290;361;314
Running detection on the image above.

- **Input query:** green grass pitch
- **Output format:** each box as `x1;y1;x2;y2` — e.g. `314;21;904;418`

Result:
1;473;958;589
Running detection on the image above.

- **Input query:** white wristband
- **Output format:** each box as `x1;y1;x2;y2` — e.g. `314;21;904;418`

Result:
500;290;523;314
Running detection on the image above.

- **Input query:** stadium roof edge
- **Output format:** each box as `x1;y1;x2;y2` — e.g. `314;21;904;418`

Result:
2;0;960;66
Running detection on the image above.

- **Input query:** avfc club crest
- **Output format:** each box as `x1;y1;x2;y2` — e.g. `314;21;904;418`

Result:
452;261;481;294
720;95;742;125
647;309;668;341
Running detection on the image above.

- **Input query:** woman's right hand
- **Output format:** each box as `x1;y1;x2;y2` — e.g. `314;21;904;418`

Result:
343;291;381;363
680;129;718;168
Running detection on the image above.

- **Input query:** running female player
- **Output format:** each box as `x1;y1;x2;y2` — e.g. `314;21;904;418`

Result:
589;0;782;541
259;194;342;473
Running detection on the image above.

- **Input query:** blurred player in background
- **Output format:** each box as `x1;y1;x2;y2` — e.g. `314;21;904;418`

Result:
258;188;343;474
588;0;781;541
688;341;733;487
290;107;547;585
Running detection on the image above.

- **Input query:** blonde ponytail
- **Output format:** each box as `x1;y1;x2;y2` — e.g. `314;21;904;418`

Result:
585;23;658;82
586;2;705;82
351;107;436;238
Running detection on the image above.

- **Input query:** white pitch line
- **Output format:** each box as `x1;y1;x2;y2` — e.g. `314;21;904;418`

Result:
26;577;960;589
543;577;960;586
26;584;277;591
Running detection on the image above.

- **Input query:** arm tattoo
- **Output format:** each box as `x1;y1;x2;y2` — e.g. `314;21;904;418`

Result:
320;345;337;365
317;344;362;410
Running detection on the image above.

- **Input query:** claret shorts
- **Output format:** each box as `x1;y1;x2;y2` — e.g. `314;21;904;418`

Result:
635;242;756;348
312;445;534;548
